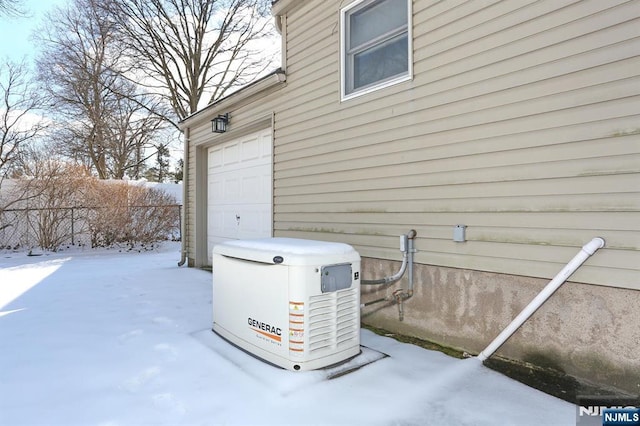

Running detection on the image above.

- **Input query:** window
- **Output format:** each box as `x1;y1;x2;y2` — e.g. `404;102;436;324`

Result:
341;0;412;100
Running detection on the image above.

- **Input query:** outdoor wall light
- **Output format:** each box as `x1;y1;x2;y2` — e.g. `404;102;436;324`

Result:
212;113;229;133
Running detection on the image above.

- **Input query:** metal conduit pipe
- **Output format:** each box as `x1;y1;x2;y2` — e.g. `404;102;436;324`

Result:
477;237;605;362
361;229;417;286
362;297;388;307
360;230;417;320
361;251;408;285
407;230;416;296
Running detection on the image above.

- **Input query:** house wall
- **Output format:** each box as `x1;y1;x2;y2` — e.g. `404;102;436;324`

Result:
273;0;640;290
184;0;640;392
361;258;640;394
271;0;640;393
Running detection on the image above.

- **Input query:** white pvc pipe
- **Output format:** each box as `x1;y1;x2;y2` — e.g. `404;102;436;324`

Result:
477;237;605;362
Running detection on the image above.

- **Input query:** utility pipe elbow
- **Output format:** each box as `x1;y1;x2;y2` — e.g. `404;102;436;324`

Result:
360;230;415;285
582;237;605;256
361;250;408;285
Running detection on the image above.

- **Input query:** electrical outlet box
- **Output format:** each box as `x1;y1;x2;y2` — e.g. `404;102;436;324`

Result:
399;234;408;252
454;225;467;242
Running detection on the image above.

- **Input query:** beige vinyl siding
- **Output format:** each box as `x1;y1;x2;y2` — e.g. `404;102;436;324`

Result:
271;0;640;289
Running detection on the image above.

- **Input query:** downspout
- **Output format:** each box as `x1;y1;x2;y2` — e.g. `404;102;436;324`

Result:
274;14;282;34
177;127;190;267
476;237;605;362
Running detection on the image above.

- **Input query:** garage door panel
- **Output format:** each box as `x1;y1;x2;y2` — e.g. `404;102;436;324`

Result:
209;147;223;168
223;209;240;235
210;165;271;203
208;208;235;238
222;143;239;167
209;210;224;237
207;129;273;262
226;177;241;202
242;175;260;200
238;207;267;237
209;132;271;172
242;167;271;203
209;179;222;201
208;206;271;239
241;137;261;162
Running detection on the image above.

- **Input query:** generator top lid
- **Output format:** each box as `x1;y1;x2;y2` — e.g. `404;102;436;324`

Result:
213;237;360;265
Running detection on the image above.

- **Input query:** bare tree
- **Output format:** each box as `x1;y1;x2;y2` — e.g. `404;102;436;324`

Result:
0;60;46;185
101;93;169;179
36;0;169;179
106;0;277;124
0;144;60;236
143;142;171;182
0;0;26;17
170;157;183;183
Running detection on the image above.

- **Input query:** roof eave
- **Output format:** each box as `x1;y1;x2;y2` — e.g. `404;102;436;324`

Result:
178;69;286;130
271;0;298;16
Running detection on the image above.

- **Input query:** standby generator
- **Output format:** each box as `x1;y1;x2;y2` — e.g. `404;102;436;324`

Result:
212;237;361;371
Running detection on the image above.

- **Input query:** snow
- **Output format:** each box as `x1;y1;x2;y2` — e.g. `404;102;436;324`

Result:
0;243;575;425
125;180;182;204
214;238;360;265
216;237;356;255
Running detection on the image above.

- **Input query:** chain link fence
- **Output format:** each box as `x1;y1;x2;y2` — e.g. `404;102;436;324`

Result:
0;204;181;251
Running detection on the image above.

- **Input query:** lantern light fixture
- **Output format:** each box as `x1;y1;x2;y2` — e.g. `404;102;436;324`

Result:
212;113;229;133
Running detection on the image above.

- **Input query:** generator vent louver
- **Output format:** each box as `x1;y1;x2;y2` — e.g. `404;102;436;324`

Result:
308;287;359;354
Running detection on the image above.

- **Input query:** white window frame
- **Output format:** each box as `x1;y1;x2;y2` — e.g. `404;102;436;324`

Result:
340;0;413;102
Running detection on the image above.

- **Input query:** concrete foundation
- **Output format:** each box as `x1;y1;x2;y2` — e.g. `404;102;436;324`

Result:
361;257;640;395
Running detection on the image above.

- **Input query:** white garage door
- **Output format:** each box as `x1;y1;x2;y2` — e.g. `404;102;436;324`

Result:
207;129;272;260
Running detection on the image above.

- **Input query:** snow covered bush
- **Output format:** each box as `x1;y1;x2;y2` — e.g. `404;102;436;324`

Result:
3;166;180;251
7;162;92;250
85;181;179;248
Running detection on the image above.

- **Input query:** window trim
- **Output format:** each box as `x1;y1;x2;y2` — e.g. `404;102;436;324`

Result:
340;0;413;102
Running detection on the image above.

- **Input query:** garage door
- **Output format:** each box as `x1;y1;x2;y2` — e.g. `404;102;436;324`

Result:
207;129;272;260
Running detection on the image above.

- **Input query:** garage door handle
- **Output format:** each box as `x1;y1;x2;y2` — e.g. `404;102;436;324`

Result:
236;214;240;223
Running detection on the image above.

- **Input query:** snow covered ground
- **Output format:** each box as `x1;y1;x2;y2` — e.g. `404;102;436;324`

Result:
0;243;576;425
